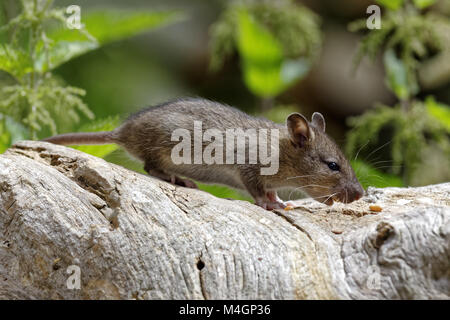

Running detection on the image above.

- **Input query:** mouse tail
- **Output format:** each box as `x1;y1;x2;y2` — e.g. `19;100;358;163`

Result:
42;131;117;146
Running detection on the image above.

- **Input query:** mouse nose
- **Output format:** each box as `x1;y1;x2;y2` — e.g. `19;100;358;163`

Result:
346;182;364;203
352;183;364;201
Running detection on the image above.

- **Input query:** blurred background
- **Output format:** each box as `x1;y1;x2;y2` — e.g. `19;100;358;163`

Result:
1;0;449;201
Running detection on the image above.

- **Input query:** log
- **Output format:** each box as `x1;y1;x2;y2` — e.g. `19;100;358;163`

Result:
0;140;448;299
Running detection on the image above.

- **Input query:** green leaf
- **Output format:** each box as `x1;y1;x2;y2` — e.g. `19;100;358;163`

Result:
197;183;253;202
376;0;404;10
412;0;436;9
0;45;33;79
0;116;30;153
351;159;403;189
0;118;10;154
237;9;282;64
48;9;184;44
237;9;284;97
383;49;410;100
35;41;99;72
241;63;284;98
40;10;184;71
71;116;120;158
83;10;185;44
425;96;450;132
236;9;308;98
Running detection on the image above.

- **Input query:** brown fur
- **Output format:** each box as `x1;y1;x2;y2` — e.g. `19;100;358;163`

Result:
43;98;364;209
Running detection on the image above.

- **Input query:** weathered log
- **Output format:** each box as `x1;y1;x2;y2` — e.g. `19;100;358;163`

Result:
0;141;448;299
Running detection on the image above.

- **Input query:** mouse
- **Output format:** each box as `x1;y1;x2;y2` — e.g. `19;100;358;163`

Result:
43;97;364;210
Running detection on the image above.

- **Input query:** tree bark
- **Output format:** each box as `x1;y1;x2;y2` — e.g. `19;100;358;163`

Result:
0;141;448;299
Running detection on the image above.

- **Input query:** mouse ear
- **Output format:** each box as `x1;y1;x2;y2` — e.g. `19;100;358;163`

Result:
286;113;312;147
311;112;326;132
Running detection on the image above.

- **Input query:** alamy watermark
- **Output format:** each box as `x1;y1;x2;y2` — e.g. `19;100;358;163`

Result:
66;265;81;289
366;5;381;30
66;5;81;30
170;121;280;175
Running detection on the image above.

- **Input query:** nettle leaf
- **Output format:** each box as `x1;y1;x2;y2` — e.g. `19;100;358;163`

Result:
38;9;184;71
413;0;436;9
237;9;306;98
376;0;404;10
71;116;120;158
35;41;99;72
81;10;184;44
384;49;410;100
0;45;33;79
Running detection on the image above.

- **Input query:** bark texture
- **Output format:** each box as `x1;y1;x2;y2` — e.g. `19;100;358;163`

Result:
0;141;449;299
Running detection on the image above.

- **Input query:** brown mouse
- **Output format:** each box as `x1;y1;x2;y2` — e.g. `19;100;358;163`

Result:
43;98;364;210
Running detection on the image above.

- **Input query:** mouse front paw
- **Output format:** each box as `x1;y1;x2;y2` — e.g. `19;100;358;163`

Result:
256;200;292;210
256;192;293;211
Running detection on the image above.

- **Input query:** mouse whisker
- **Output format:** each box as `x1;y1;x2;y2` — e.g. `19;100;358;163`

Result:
354;140;370;161
371;165;402;170
364;140;392;163
286;175;315;180
287;184;330;201
369;160;394;165
319;192;339;204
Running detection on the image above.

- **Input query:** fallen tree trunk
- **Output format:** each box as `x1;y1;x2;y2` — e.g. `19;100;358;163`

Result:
0;141;448;299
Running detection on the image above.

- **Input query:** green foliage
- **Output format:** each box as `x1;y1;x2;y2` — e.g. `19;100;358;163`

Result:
383;48;417;101
236;8;284;97
346;100;450;183
351;159;403;189
376;0;404;11
349;2;445;101
209;0;321;98
425;96;450;132
347;0;450;186
235;9;310;97
375;0;437;11
197;183;253;202
0;115;29;153
259;104;300;124
0;44;33;78
39;9;184;71
412;0;437;9
71;116;120;158
0;0;183;144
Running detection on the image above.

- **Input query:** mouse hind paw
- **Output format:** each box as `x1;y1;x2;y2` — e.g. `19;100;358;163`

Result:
145;165;198;189
170;175;198;189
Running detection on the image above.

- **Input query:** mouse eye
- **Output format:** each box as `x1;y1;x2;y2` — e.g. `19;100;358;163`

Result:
327;162;340;171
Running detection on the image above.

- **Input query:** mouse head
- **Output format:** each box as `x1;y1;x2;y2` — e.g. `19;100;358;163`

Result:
285;112;364;205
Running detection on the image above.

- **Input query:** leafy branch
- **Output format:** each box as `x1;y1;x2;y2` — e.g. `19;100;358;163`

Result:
349;0;445;101
209;0;321;100
346;0;450;184
0;0;184;148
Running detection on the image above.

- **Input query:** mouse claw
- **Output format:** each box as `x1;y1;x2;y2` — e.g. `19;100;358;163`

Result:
284;201;295;207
